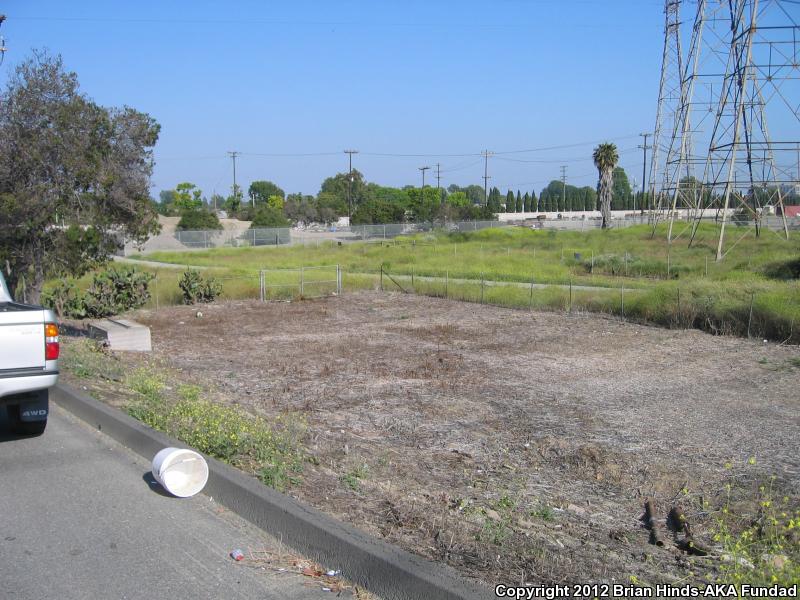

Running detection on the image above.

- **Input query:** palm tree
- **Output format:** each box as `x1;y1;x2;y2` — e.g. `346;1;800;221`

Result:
593;143;619;229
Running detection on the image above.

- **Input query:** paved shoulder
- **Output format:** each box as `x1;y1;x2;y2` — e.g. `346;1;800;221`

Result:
0;405;329;600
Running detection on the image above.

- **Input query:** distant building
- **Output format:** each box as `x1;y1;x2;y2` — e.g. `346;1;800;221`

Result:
778;205;800;218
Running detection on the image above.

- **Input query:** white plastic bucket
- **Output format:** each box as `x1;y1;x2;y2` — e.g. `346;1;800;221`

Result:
151;447;209;498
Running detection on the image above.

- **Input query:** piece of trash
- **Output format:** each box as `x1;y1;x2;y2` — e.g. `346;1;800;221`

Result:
325;569;340;577
196;311;203;318
322;588;331;592
230;549;244;561
151;447;209;498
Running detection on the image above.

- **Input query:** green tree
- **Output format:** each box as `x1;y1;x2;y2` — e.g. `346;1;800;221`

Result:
487;187;502;212
523;192;530;212
174;182;203;210
176;209;222;230
266;195;284;211
320;169;367;216
316;191;347;219
351;198;406;224
505;190;515;212
516;190;523;212
580;186;597;211
593;143;619;228
447;184;485;205
407;187;440;222
248;180;284;205
0;51;160;302
250;206;290;227
446;191;470;207
223;184;243;215
611;167;631;211
158;189;178;215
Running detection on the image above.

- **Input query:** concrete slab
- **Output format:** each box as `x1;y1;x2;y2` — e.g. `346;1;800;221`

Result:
88;318;151;351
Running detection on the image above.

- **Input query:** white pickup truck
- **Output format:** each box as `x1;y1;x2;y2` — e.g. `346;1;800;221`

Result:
0;271;59;435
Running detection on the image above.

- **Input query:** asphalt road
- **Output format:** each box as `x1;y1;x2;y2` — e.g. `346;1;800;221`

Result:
0;403;341;600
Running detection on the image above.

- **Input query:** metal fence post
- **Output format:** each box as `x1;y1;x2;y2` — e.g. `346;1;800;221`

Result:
620;282;625;317
300;266;304;297
337;264;341;294
747;292;754;338
569;279;573;314
529;277;534;310
480;273;484;304
380;265;383;291
203;230;208;248
411;268;414;290
445;270;448;299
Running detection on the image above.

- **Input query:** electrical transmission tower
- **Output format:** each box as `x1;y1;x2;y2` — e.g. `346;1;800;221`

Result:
649;0;797;259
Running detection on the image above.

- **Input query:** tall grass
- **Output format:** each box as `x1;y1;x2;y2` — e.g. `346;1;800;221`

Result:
101;224;800;342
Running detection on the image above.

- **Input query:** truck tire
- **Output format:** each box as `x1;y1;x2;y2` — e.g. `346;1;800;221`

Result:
7;404;47;436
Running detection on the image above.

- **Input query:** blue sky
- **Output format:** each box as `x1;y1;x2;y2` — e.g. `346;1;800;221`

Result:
2;0;667;198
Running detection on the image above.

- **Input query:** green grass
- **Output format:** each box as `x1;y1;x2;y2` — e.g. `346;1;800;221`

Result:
63;339;307;491
126;371;307;490
115;223;800;342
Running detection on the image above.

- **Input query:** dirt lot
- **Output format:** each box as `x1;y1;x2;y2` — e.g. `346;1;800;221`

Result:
68;292;800;588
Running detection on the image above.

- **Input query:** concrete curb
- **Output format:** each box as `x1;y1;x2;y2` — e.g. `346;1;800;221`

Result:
52;383;488;600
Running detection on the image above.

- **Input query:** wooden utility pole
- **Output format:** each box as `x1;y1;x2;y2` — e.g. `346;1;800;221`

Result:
482;150;492;206
419;166;430;191
344;149;359;219
638;133;651;213
227;151;240;200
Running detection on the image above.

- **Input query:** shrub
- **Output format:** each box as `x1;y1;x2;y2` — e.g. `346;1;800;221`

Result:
82;267;154;317
41;279;87;319
178;270;222;304
763;257;800;280
250;206;290;228
41;267;153;318
176;209;223;231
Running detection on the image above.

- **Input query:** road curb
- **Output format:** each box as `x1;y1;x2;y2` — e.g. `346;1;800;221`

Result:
51;383;487;600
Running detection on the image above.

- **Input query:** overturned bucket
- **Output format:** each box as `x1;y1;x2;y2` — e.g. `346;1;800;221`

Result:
151;447;209;498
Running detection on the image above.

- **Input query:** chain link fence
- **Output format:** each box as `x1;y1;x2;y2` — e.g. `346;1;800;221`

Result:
174;227;291;249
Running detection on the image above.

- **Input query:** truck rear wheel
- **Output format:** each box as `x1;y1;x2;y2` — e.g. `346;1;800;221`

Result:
7;404;47;436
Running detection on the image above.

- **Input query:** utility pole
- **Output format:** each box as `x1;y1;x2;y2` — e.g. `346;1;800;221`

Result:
344;149;359;220
419;166;430;191
482;150;493;206
227;151;240;201
632;178;638;212
638;133;651;213
435;163;441;191
796;143;800;197
560;165;567;210
0;15;7;66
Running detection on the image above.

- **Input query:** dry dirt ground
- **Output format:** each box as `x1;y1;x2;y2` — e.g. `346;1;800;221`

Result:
68;292;800;589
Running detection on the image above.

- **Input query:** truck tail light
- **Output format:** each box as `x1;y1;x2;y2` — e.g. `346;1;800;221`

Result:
45;322;59;360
